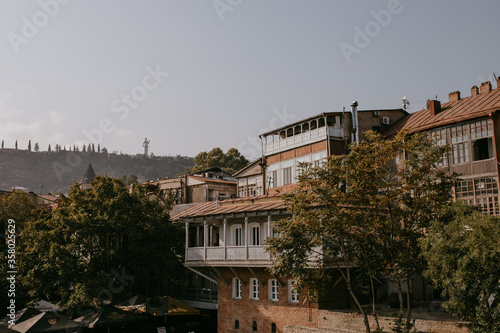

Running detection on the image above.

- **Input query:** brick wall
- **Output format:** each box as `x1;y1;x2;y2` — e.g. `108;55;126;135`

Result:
217;267;318;333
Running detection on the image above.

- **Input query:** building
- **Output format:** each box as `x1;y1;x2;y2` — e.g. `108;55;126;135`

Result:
387;79;500;214
144;166;237;206
172;107;408;333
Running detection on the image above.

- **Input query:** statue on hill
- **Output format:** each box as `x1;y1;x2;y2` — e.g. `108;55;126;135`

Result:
143;138;150;157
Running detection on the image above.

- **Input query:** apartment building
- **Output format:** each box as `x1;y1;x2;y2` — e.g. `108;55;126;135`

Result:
387;79;500;214
172;108;408;333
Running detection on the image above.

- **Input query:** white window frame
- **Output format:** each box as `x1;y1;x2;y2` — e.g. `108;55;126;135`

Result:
249;222;260;246
269;279;279;301
233;277;242;299
288;280;299;303
231;224;243;246
249;278;259;300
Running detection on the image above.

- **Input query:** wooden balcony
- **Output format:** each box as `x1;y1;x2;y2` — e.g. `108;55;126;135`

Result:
186;245;270;262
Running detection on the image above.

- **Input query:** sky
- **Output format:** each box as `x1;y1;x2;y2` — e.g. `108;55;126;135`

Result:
0;0;499;160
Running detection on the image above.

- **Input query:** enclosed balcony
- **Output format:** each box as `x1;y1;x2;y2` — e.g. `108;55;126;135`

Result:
184;215;277;266
261;114;344;156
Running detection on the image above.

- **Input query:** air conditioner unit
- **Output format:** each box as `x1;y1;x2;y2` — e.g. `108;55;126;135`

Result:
381;117;390;125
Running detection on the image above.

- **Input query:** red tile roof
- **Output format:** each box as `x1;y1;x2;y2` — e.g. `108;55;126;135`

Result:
386;86;500;136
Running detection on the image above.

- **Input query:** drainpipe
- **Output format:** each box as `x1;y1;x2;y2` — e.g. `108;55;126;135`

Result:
351;101;359;145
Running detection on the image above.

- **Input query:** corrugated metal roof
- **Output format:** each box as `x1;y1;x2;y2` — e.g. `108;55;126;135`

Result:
386;86;500;136
171;198;287;221
187;175;237;185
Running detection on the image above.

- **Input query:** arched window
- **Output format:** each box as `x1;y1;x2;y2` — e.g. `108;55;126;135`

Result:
271;323;277;333
235;319;239;329
252;321;257;331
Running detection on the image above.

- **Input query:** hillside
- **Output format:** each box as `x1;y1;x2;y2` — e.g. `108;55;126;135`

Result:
0;149;193;194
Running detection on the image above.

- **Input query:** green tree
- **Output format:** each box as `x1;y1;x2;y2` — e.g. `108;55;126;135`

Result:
421;202;500;333
267;131;454;333
187;147;249;174
34;142;39;152
0;191;50;309
17;176;184;308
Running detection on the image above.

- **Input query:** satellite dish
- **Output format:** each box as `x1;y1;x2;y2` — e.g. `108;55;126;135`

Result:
426;99;431;109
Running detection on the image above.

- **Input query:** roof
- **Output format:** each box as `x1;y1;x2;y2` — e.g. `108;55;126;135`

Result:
386;86;500;136
81;162;96;184
186;166;232;176
171;192;287;221
187;175;237;185
259;109;407;137
232;158;262;177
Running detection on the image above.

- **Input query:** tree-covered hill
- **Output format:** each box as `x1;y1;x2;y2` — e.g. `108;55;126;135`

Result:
0;149;193;194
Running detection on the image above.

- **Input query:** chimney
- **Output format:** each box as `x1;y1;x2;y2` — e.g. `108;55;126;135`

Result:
497;77;500;90
471;85;479;96
480;81;492;94
429;100;441;116
448;91;461;102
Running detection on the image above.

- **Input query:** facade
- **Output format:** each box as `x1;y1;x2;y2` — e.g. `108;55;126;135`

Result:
387;79;500;214
172;108;408;333
144;166;238;205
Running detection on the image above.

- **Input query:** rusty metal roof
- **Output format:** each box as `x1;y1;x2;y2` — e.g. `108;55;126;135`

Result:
188;175;237;185
386;86;500;136
171;197;287;221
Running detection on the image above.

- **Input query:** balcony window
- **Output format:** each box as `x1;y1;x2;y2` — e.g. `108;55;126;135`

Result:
452;142;469;164
283;167;293;185
310;120;317;130
250;223;260;246
267;170;278;188
231;225;243;246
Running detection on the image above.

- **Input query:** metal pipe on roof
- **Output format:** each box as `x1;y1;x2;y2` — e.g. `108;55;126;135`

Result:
351;101;359;145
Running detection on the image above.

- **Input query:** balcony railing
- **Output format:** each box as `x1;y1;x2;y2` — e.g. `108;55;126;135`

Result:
186;246;271;262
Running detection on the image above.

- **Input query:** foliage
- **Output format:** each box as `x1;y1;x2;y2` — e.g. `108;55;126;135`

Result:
119;174;139;186
17;176;184;308
187;147;249;174
421;202;500;333
267;131;454;333
0;191;50;308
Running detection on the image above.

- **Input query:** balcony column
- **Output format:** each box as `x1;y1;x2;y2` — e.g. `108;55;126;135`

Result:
185;222;189;260
203;220;207;260
223;218;227;260
196;226;200;247
244;216;249;260
267;215;272;240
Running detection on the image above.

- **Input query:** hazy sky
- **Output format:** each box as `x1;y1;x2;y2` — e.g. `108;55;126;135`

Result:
1;0;499;159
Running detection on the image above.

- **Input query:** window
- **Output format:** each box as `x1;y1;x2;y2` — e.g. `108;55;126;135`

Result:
452;142;469;164
473;138;493;161
232;225;243;246
272;323;277;333
429;128;448;166
250;223;260;246
269;279;279;301
283;167;293;185
455;179;474;198
233;278;242;299
235;320;239;329
451;124;469;164
475;177;498;196
470;119;493;139
288;280;299;303
267;170;278;188
250;278;259;300
252;321;257;331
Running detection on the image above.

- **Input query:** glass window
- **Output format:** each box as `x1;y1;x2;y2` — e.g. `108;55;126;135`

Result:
249;223;260;246
269;279;279;301
475;177;498;196
288;280;299;303
233;278;242;299
455;179;474;198
267;170;278;188
250;278;259;300
234;225;242;246
470;119;493;140
283;167;293;185
452;142;469;164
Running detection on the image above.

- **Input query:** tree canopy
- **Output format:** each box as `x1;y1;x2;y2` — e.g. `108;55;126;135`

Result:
421;202;500;333
17;176;184;308
187;147;249;174
266;131;455;332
